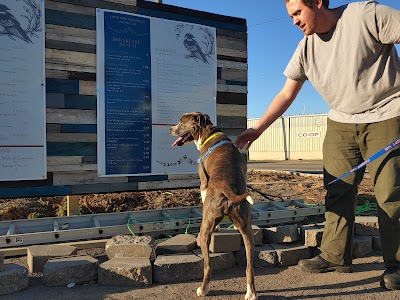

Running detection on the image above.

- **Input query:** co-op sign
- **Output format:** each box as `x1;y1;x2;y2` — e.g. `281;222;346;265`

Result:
297;131;321;138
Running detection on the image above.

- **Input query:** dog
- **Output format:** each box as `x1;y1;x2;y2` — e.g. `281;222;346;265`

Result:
170;112;257;300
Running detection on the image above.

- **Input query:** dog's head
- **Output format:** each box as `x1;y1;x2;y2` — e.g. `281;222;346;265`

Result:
169;112;213;148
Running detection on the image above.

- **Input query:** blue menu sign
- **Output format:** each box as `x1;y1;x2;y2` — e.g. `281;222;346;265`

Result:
103;12;152;174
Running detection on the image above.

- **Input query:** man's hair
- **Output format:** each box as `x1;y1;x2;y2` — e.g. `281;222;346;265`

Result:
285;0;330;8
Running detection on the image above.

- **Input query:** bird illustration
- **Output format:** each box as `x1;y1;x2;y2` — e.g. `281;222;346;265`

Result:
0;4;33;44
183;33;209;64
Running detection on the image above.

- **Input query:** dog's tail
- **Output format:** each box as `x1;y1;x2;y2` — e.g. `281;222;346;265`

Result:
223;190;255;205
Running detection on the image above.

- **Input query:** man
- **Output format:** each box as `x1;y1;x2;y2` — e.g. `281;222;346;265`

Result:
236;0;400;290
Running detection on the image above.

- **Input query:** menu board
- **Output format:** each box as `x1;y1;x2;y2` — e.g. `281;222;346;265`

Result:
0;0;46;181
97;9;217;176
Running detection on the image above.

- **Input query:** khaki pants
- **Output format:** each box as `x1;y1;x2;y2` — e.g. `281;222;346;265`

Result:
321;116;400;267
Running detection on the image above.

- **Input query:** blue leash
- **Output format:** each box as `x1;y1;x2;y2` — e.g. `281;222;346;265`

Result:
325;137;400;186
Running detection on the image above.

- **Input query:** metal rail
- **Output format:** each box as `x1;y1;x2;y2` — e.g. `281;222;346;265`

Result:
0;199;324;248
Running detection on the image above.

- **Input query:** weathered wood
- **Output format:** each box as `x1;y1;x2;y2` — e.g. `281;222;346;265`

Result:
46;63;96;74
47;108;96;124
217;36;247;51
217;116;247;129
47;156;84;166
47;142;97;156
47;133;97;143
48;164;97;172
46;24;96;43
218;60;248;70
217;48;247;59
217;84;247;94
79;80;97;95
217;92;247;105
137;179;199;190
220;68;247;81
46;0;96;16
46;40;96;54
67;195;81;216
53;171;128;186
46;49;96;67
217;104;247;117
46;9;96;30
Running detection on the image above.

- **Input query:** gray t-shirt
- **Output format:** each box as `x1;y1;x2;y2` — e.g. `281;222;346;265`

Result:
284;1;400;123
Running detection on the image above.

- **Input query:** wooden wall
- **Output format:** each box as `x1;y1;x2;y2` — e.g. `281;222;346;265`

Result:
0;0;248;198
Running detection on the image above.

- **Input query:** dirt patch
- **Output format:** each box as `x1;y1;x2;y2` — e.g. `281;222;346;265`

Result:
0;171;376;221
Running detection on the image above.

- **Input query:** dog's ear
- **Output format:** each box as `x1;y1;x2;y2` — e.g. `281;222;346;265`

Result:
198;113;212;127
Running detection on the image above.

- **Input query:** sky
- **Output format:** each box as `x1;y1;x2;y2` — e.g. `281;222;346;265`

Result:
161;0;400;119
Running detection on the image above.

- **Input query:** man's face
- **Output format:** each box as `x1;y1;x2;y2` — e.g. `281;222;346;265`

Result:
286;0;319;36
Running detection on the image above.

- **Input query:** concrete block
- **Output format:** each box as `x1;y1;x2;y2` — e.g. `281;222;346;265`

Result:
235;244;276;268
263;224;299;244
218;226;263;246
299;224;324;247
0;264;29;296
98;257;152;286
271;242;312;266
27;244;77;273
105;235;156;260
193;250;235;274
156;234;197;255
209;230;242;253
153;253;203;283
0;251;3;272
355;216;379;236
353;236;373;258
43;255;98;286
372;236;382;252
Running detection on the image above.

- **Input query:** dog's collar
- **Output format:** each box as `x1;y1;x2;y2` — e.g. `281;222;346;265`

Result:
199;132;223;149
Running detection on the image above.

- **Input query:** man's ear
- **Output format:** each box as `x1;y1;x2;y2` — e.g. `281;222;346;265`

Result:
316;0;323;9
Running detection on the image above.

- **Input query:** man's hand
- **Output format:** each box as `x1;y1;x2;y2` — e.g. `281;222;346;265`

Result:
235;128;263;150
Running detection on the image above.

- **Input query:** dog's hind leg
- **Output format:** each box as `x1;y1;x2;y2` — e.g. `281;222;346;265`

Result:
197;207;223;297
229;207;257;300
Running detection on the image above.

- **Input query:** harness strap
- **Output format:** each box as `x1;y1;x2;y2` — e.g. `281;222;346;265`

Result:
197;140;231;180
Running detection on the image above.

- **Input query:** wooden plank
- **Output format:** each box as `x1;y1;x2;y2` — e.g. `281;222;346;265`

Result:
217;36;246;51
138;179;199;190
70;182;139;194
128;175;168;182
47;156;83;166
136;0;246;27
45;24;96;44
64;95;97;110
46;0;96;16
79;80;96;95
0;186;72;199
48;164;97;172
220;68;247;81
46;93;65;108
168;173;199;180
217;55;247;63
218;60;248;70
217;84;247;94
217;28;247;40
67;195;80;216
54;0;138;11
217;92;247;105
46;9;96;30
0;174;53;188
47;142;96;156
47;108;96;124
46;40;96;54
217;48;247;59
217;104;247;117
46;63;96;74
46;69;69;80
46;78;79;94
61;124;97;133
52;171;128;186
47;133;97;143
46;49;96;67
47;124;62;133
217;116;247;129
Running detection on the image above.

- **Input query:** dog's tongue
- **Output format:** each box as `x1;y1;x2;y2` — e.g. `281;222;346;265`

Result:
172;136;183;147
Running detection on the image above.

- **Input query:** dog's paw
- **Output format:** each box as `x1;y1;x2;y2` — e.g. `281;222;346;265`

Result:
245;285;257;300
196;285;210;297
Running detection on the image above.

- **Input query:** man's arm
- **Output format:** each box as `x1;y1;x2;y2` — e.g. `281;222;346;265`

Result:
235;78;304;150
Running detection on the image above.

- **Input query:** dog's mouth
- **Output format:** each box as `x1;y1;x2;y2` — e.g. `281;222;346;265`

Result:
172;132;193;147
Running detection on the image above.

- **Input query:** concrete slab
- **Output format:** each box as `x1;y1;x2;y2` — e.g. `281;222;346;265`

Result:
193;249;235;274
98;257;152;286
221;225;264;246
299;224;324;247
355;216;379;236
271;242;312;266
27;244;77;273
353;236;373;258
43;255;98;286
0;263;29;296
209;230;242;253
263;224;299;244
105;235;156;260
235;244;276;268
156;234;197;255
153;253;203;283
